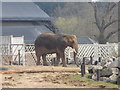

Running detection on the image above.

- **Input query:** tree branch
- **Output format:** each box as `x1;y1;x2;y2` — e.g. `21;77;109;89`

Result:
89;2;101;30
104;3;117;18
109;3;117;12
103;20;118;30
105;30;118;40
101;18;105;29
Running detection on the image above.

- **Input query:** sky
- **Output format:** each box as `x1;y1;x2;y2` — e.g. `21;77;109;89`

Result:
0;0;119;2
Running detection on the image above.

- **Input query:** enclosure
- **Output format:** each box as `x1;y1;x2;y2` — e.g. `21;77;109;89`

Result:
0;42;118;66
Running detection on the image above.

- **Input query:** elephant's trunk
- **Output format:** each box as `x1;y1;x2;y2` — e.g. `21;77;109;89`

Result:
73;45;79;67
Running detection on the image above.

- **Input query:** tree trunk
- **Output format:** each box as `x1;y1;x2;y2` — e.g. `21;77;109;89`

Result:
98;31;107;44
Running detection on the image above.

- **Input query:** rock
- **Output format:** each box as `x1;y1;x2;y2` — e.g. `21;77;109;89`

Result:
75;57;81;65
100;68;113;77
100;60;106;67
94;66;103;71
100;77;111;82
5;76;13;80
109;74;118;84
104;62;112;67
98;85;106;88
85;57;91;65
117;75;120;85
111;68;119;75
88;66;94;74
88;65;103;74
92;74;97;80
107;60;120;69
88;75;92;79
94;61;98;65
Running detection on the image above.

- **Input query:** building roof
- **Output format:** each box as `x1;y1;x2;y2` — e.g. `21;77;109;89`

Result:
1;2;55;44
77;36;97;44
1;2;52;21
2;25;53;44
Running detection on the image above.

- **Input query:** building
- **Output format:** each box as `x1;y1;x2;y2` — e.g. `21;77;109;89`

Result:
0;2;60;65
77;36;97;44
1;2;58;44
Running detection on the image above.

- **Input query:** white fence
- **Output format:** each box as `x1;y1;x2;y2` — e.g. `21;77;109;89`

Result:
24;43;118;65
0;44;25;65
77;43;118;59
0;43;118;65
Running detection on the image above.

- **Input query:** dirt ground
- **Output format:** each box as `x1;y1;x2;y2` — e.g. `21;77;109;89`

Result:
1;65;80;88
0;65;119;88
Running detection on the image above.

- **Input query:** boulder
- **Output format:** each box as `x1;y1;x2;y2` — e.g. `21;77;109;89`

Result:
100;60;106;67
100;68;113;77
117;75;120;85
88;66;94;74
109;74;118;84
85;57;91;65
78;57;91;65
100;77;111;82
107;60;120;69
92;74;97;80
88;65;103;74
94;65;103;70
111;68;119;75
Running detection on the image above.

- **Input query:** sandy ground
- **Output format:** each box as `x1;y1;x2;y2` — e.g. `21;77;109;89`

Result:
1;65;81;88
1;65;119;88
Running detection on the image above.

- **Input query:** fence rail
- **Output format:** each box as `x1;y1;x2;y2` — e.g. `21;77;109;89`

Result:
0;43;118;65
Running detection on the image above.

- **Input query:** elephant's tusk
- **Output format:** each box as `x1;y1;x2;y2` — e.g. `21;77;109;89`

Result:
73;49;77;53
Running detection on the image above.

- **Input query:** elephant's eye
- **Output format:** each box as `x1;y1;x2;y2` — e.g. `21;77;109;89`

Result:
71;41;74;43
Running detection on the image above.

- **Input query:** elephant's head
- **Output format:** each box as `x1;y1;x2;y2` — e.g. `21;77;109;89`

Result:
62;34;79;66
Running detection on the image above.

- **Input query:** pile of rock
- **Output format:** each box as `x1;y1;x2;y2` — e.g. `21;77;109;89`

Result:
88;59;120;84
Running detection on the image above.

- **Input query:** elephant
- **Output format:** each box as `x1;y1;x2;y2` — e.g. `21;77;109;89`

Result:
34;32;78;67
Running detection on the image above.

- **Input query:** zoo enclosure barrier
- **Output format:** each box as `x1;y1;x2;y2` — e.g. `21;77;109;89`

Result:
0;44;25;65
0;43;118;65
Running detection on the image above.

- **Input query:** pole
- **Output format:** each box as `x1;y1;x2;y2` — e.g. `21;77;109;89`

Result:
90;56;93;65
66;58;68;64
18;50;20;65
98;57;101;62
96;69;100;81
81;57;86;77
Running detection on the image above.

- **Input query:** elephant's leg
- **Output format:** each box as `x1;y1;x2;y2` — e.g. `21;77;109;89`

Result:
35;48;42;65
42;54;49;66
36;54;41;65
54;53;60;66
60;52;67;67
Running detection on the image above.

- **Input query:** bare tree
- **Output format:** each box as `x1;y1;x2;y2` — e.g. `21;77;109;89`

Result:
89;2;118;44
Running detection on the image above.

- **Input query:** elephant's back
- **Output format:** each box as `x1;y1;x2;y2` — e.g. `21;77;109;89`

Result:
35;33;59;50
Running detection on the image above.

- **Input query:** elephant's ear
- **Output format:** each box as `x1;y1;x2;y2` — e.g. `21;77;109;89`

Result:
58;35;68;45
62;35;69;43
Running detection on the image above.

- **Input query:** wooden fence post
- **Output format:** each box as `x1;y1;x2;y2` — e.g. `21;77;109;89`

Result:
66;58;68;64
18;50;20;65
53;58;56;65
90;56;93;65
113;58;115;61
83;57;86;65
96;69;100;81
98;57;101;62
81;57;86;77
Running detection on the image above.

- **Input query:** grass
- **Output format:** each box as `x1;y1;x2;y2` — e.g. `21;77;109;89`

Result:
68;74;119;88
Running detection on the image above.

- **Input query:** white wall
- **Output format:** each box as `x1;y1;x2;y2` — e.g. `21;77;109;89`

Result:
11;36;24;44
